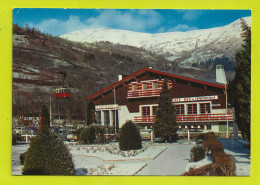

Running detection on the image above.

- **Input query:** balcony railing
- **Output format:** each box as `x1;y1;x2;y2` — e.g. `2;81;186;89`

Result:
127;89;161;99
134;113;233;124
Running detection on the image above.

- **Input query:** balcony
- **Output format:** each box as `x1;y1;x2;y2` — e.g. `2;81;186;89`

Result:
134;113;233;124
127;89;161;99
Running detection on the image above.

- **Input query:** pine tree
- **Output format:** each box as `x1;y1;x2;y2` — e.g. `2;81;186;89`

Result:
86;101;95;126
229;19;251;143
41;105;50;133
153;80;178;141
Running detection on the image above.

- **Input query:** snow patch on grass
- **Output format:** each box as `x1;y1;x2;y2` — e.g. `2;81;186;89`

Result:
68;143;166;161
76;163;146;175
185;155;213;172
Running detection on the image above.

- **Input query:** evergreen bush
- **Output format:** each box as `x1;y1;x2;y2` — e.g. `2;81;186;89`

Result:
22;131;75;175
79;127;90;144
190;144;205;162
119;120;142;151
77;125;105;144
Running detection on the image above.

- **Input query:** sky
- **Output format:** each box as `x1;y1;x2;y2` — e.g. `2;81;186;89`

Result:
13;9;251;36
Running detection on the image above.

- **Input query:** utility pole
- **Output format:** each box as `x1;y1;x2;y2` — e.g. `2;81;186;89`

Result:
50;97;52;127
38;97;41;133
225;84;229;138
114;87;117;133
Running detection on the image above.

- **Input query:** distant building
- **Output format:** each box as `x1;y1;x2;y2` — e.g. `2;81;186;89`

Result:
86;68;233;133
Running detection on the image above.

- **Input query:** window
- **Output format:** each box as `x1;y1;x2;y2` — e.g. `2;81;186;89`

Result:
104;111;110;126
152;106;159;115
176;104;185;115
152;81;158;89
200;103;211;114
142;83;147;90
142;106;150;116
95;111;101;124
187;104;197;114
132;84;137;91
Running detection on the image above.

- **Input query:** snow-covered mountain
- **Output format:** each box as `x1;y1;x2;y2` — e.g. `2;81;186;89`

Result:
60;17;251;68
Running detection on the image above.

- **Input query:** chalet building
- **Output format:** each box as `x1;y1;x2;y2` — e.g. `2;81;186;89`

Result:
86;67;233;133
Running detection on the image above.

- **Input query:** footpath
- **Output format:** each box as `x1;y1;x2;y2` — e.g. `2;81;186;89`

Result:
136;144;194;175
218;138;250;176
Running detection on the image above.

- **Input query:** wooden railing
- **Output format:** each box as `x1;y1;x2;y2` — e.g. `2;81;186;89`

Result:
134;113;233;123
127;89;161;99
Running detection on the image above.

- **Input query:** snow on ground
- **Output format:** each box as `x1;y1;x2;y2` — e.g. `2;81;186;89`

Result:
185;155;213;172
183;139;250;176
75;162;147;176
68;143;166;161
218;139;250;176
12;139;250;176
12;142;166;175
12;144;29;175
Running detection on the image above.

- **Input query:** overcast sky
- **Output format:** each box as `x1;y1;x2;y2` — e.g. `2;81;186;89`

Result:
13;9;251;36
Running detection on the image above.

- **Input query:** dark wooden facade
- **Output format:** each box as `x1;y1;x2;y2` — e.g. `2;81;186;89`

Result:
87;68;227;113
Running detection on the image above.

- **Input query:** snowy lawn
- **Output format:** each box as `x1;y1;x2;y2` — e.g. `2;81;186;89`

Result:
12;142;166;175
75;162;147;175
70;143;166;175
67;143;166;161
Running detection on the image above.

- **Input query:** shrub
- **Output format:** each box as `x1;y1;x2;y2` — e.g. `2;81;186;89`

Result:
92;125;105;144
190;144;205;162
205;132;217;141
119;120;142;151
12;133;21;145
210;141;224;156
79;127;90;144
77;125;105;144
20;152;27;165
196;134;206;144
202;140;211;154
22;131;75;175
183;163;222;176
213;153;236;176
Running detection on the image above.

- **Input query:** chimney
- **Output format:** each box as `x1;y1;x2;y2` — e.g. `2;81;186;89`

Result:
118;75;123;81
216;64;227;84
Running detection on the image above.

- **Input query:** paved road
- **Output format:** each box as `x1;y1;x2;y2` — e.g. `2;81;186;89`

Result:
136;144;194;176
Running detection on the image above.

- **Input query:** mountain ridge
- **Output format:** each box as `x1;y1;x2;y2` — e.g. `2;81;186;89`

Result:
60;16;251;68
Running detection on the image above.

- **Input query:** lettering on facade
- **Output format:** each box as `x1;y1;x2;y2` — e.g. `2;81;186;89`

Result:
95;104;119;110
172;95;218;103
